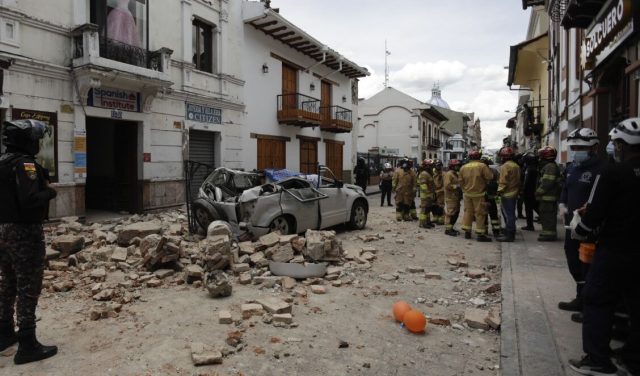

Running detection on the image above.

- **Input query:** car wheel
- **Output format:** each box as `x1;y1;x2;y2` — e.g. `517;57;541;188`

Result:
270;216;293;235
192;199;221;232
349;200;368;230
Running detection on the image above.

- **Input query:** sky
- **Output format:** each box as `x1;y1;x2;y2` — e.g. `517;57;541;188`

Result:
270;0;532;149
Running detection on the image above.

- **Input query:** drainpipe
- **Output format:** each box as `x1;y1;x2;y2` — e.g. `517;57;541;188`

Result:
319;58;343;80
305;46;328;73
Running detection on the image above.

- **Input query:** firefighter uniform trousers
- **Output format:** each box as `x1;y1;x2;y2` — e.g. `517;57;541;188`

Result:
433;171;445;225
393;168;416;221
409;169;418;220
462;194;488;235
418;170;435;227
536;161;561;239
486;195;502;235
444;170;461;231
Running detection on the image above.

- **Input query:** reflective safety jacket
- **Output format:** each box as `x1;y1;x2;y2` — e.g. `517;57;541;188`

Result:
393;168;416;203
459;161;493;198
535;161;561;202
433;171;444;195
498;160;521;198
418;169;435;200
443;170;461;201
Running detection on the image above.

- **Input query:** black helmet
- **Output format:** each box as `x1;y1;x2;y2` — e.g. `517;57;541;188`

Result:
1;120;50;156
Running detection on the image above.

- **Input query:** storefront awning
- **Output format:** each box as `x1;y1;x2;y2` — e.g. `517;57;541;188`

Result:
507;33;549;87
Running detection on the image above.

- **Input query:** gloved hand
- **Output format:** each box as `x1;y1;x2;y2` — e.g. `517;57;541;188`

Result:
569;210;587;241
558;203;568;219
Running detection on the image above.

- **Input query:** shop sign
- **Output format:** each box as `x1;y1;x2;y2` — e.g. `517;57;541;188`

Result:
584;0;634;68
186;102;222;124
88;87;141;112
380;148;400;156
11;108;58;182
73;129;87;179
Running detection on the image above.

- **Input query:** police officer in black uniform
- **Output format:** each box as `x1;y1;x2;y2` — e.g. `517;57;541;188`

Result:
0;119;58;365
569;118;640;375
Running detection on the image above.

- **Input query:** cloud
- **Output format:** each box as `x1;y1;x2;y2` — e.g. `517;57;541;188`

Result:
391;60;467;92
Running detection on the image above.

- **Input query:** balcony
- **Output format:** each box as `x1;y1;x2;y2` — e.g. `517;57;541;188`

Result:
320;106;353;133
71;23;173;111
277;93;322;127
428;137;442;149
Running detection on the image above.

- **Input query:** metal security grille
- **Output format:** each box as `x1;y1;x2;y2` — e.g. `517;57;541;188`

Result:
188;130;217;200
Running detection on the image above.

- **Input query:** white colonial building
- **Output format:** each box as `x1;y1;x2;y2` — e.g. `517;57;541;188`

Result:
0;0;367;218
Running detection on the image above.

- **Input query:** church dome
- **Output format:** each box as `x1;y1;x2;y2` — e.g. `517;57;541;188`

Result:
426;82;450;109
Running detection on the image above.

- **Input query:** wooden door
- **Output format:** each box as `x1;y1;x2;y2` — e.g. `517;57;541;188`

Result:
282;64;298;114
321;81;332;122
325;141;343;180
257;138;286;170
299;139;318;174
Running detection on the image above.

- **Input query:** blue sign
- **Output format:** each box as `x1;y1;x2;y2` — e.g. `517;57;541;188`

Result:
186;102;222;124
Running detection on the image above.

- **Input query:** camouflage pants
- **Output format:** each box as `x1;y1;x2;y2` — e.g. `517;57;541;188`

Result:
0;223;46;330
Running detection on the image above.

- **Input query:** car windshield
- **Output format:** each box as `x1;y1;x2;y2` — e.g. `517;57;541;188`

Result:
233;173;259;190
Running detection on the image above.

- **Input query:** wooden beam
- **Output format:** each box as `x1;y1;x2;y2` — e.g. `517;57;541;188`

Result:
253;20;278;29
265;26;287;35
299;45;317;51
251;133;292;142
281;36;302;43
290;41;310;48
274;31;295;40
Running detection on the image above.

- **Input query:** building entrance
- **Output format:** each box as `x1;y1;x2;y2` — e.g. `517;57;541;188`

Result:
85;117;141;214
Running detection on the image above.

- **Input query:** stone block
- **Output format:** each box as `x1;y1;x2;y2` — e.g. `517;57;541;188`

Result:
256;297;292;314
241;303;264;319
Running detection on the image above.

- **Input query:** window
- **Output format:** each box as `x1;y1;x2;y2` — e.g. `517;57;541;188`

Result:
193;19;214;73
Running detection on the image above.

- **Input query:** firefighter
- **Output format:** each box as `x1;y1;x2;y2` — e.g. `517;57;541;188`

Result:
482;156;502;237
432;160;445;225
496;146;521;242
535;146;561;241
459;150;494;242
521;152;539;230
0;120;58;364
568;118;640;375
392;158;416;221
417;159;436;228
444;159;462;236
408;159;419;221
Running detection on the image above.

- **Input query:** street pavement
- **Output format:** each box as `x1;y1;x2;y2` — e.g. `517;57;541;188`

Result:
501;218;583;376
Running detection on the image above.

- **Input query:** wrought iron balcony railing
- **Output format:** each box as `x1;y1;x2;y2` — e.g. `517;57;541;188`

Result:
277;93;322;127
320;105;353;133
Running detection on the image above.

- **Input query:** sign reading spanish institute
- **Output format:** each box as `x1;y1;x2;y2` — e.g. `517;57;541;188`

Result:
584;0;634;68
186;102;222;124
88;87;141;112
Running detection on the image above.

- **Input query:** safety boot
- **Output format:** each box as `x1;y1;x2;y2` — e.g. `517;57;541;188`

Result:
14;328;57;365
476;234;492;242
0;320;17;352
464;231;471;239
558;297;582;312
497;232;515;242
444;229;458;237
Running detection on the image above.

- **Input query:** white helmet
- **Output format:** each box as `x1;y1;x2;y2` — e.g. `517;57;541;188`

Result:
567;128;599;147
384;163;392;169
609;118;640;145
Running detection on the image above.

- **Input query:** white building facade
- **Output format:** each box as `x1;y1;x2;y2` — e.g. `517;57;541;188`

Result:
0;0;367;218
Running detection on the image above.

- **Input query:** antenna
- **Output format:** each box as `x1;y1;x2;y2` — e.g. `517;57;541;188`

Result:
384;40;391;88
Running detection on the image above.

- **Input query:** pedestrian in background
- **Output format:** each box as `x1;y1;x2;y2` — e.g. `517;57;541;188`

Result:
379;162;393;207
482;156;503;238
353;157;369;193
557;128;605;316
521;152;539;231
496;146;521;242
569;118;640;375
535;146;561;241
459;150;494;242
432;160;446;225
0;120;58;365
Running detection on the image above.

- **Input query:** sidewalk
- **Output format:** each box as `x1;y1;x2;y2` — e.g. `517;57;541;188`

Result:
500;218;582;376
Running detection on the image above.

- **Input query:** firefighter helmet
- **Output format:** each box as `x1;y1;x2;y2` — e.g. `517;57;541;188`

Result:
448;159;461;169
468;150;481;160
498;146;515;160
538;146;558;160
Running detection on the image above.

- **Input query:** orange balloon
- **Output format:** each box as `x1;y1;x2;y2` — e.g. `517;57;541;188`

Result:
403;310;427;333
392;301;412;322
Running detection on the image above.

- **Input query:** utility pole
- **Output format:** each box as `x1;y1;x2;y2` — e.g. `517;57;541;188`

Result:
384;40;390;88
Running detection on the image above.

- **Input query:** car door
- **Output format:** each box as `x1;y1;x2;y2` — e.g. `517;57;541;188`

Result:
317;168;349;228
279;179;327;232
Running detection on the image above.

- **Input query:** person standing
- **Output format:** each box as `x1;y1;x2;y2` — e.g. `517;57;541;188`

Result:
432;160;446;225
392;158;416;221
459;150;494;242
379;163;394;207
496;146;521;242
535;146;561;241
444;159;462;236
353;157;369;193
0;120;58;365
568;118;640;375
521;152;539;231
417;159;436;229
408;160;419;221
557;128;605;314
482;157;503;237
